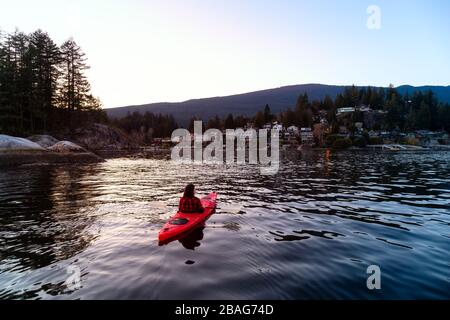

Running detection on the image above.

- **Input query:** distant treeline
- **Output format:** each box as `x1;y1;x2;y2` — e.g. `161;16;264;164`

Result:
111;111;178;143
186;85;450;133
113;86;450;144
0;29;106;136
2;29;449;140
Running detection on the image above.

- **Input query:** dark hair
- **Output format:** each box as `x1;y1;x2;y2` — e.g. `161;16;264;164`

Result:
183;184;195;198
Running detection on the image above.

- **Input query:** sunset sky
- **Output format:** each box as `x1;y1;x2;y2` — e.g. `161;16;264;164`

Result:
1;0;449;108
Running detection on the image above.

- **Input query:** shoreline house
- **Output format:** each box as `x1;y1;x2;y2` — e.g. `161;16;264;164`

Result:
272;122;283;132
300;128;314;146
286;125;300;135
336;107;356;115
284;125;300;145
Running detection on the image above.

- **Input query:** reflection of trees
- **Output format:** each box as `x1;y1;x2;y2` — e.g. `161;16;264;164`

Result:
0;164;102;272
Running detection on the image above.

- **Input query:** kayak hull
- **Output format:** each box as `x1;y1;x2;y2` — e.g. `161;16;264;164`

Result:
158;192;217;244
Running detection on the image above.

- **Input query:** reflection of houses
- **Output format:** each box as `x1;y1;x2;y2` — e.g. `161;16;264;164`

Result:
300;128;314;146
415;130;449;147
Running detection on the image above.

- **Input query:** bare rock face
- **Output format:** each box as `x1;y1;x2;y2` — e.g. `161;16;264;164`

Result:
27;135;60;148
70;123;138;151
0;135;45;151
48;141;86;153
0;135;103;167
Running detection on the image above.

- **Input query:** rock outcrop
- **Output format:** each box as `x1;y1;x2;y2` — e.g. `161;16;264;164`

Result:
0;135;45;151
48;141;86;153
70;123;138;152
27;135;60;148
0;134;103;167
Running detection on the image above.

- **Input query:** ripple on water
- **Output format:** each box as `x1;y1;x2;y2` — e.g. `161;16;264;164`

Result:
0;152;449;299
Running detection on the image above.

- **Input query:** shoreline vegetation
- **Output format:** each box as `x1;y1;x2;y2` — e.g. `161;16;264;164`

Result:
1;29;449;167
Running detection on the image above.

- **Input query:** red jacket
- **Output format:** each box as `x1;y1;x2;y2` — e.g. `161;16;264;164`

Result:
179;196;204;213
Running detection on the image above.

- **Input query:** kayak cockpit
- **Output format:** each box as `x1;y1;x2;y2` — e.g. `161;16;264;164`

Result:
169;218;189;225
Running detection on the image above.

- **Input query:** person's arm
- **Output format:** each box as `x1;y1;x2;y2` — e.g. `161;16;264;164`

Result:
178;198;183;212
196;198;205;213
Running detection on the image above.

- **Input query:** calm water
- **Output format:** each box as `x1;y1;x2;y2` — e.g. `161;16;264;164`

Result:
0;151;449;300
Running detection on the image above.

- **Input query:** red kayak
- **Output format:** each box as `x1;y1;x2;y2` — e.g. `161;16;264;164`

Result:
158;192;217;244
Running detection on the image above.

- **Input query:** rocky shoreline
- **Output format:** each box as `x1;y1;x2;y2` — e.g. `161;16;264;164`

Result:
0;134;104;168
0;123;143;167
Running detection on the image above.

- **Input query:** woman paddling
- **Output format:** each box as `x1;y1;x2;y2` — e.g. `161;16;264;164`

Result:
179;184;205;213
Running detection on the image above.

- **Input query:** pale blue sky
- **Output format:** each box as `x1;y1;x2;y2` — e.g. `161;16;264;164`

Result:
1;0;449;107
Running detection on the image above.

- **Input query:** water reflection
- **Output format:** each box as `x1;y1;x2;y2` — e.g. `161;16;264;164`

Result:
178;227;205;250
0;151;449;299
0;165;100;274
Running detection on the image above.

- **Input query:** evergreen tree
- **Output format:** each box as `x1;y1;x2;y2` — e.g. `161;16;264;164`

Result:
263;104;273;123
295;93;313;128
416;102;432;130
59;38;91;127
254;111;265;128
0;29;102;135
323;95;334;111
29;30;61;131
281;108;296;127
206;115;222;130
438;103;450;132
1;31;33;133
224;114;235;129
335;94;344;109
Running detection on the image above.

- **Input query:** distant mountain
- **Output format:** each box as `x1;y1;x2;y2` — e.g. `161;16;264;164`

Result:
396;85;450;102
106;84;450;126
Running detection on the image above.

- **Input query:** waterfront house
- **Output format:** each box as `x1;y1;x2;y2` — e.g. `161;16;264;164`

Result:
272;123;283;132
339;126;350;135
300;128;314;146
287;126;300;135
355;122;364;132
368;130;379;137
244;122;255;130
359;106;372;112
337;107;356;116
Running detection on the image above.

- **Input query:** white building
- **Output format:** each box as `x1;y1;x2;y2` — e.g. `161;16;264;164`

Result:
273;124;283;132
287;125;300;135
337;107;356;115
300;128;314;145
359;106;372;112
